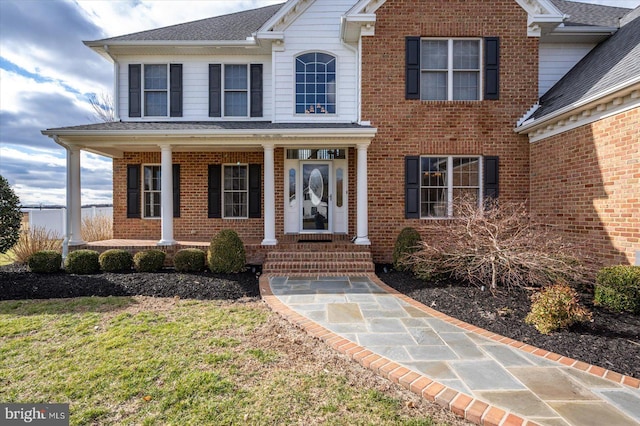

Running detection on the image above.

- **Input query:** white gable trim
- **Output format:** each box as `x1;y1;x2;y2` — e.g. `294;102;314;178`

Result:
516;80;640;143
256;0;315;37
514;0;566;36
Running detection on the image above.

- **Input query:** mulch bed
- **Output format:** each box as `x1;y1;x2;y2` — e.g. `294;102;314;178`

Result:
0;264;259;301
2;263;638;379
376;266;640;379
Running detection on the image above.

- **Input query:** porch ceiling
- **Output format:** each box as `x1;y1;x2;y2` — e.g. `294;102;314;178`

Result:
42;121;377;158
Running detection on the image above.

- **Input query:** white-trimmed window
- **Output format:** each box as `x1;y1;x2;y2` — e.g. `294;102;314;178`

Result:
223;164;248;218
143;165;161;218
224;64;248;117
144;64;168;116
295;52;336;114
421;39;481;101
420;156;481;217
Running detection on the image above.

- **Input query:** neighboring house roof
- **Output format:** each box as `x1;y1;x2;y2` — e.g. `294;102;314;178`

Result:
550;0;630;27
531;14;640;121
92;3;284;42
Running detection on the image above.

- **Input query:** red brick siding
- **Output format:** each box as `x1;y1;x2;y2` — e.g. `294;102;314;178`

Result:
361;0;537;262
530;108;640;267
113;149;358;243
114;152;265;241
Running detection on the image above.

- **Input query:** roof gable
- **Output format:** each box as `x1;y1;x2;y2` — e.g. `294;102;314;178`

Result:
533;15;640;120
550;0;630;27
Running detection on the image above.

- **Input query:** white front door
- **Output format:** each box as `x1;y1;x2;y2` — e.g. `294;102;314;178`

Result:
301;162;331;232
283;155;348;235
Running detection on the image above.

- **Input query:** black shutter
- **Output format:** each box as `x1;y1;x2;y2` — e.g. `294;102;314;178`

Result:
248;164;261;218
484;156;499;200
129;65;141;117
484;37;500;100
172;164;180;218
405;156;420;218
250;64;263;117
405;37;421;100
209;64;222;117
208;165;222;218
170;64;183;117
126;165;141;218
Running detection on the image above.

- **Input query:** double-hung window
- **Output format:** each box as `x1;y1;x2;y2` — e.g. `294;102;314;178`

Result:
295;52;336;114
144;64;168;116
421;39;481;101
223;164;248;218
143;165;161;218
129;63;182;118
224;65;248;117
420;156;481;217
209;64;262;118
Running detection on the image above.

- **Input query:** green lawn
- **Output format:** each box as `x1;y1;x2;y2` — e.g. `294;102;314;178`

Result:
0;296;457;425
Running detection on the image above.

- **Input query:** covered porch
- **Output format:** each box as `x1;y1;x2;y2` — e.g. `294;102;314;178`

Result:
42;121;377;259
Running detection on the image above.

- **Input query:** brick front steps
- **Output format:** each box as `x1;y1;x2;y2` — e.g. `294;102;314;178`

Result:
262;242;374;274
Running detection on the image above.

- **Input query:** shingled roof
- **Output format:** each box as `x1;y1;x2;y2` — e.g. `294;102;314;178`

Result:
532;14;640;121
44;121;372;133
550;0;630;27
92;3;284;42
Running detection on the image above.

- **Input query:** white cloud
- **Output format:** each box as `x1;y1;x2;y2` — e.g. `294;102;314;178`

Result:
0;69;94;122
0;146;65;168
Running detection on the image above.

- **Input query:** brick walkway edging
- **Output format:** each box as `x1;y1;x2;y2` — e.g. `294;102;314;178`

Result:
259;273;640;426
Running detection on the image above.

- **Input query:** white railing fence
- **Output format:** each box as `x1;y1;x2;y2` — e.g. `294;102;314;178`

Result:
23;206;113;238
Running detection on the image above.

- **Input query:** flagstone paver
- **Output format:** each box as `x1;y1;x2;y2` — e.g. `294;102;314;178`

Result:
261;274;640;426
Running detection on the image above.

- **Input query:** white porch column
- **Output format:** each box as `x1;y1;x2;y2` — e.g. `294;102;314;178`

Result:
355;143;371;245
158;145;176;246
68;146;85;246
262;143;277;245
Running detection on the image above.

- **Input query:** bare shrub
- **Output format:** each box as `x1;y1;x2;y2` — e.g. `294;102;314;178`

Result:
82;214;113;242
405;196;592;292
10;227;62;264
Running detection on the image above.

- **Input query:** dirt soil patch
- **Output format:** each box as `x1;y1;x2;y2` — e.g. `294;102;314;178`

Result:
377;267;640;379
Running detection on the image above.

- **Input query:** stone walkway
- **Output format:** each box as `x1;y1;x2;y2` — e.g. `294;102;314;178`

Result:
259;274;640;426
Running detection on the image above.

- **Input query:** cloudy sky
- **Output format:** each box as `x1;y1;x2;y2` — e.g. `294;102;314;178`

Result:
0;0;638;206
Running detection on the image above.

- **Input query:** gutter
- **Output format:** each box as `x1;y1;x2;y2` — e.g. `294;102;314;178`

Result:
516;76;640;133
42;127;378;139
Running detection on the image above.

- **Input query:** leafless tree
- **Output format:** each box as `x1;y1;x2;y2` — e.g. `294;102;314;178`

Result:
88;92;116;122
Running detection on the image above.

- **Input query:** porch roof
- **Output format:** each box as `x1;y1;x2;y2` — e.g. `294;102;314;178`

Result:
42;121;377;158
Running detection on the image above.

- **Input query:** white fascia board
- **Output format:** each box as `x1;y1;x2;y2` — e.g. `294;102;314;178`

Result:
541;26;617;43
43;127;378;140
516;77;640;133
254;31;285;41
84;40;258;48
341;14;377;42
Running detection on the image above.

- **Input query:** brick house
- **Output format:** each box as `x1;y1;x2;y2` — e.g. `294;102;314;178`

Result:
43;0;639;268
